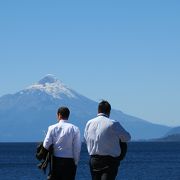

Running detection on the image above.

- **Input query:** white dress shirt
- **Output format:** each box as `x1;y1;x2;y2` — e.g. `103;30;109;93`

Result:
84;113;131;157
43;120;81;165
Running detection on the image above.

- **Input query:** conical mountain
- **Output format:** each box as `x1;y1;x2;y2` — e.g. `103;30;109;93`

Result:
0;75;171;142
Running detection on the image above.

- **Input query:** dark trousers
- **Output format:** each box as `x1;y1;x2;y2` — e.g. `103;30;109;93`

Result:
52;156;77;180
89;155;120;180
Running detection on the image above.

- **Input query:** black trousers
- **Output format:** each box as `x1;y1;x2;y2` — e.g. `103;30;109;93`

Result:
52;156;77;180
89;155;120;180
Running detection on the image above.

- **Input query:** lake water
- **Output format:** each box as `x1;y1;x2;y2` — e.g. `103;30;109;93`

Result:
0;142;180;180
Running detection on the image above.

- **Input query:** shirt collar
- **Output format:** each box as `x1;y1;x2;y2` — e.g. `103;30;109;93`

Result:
59;119;67;123
97;113;109;118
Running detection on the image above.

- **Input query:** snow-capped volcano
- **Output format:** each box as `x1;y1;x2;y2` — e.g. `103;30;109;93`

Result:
24;74;76;99
0;75;171;142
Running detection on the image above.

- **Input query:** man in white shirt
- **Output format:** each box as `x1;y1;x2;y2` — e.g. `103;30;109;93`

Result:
84;100;131;180
43;106;81;180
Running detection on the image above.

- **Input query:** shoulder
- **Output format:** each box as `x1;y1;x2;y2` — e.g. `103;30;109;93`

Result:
72;124;80;131
109;118;119;124
109;119;121;128
67;122;80;132
47;123;59;132
86;117;98;125
108;117;117;122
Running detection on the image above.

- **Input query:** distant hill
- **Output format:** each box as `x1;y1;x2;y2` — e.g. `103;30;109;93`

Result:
165;126;180;136
148;126;180;142
0;74;171;142
153;134;180;142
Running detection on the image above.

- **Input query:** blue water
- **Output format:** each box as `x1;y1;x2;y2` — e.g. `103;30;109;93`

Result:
0;142;180;180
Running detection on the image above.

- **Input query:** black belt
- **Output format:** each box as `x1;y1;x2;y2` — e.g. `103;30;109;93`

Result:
91;154;116;158
53;156;74;160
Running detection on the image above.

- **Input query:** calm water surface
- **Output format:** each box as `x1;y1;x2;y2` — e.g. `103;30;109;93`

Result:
0;142;180;180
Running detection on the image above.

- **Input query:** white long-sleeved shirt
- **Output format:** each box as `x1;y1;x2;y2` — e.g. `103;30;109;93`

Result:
84;114;131;157
43;120;81;165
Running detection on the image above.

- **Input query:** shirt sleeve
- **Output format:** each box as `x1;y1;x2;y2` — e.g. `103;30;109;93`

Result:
113;121;131;142
73;127;81;165
43;126;53;150
84;123;88;143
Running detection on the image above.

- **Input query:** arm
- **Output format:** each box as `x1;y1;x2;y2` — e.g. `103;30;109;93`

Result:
84;123;88;144
113;122;131;142
43;126;53;150
73;127;81;165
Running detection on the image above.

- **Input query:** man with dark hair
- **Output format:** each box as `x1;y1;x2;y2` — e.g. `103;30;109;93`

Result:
84;100;131;180
43;106;81;180
98;100;111;115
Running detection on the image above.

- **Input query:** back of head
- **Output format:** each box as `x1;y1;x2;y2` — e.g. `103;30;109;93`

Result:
57;106;70;120
98;100;111;116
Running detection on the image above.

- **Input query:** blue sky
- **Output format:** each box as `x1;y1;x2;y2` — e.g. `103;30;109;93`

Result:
0;0;179;126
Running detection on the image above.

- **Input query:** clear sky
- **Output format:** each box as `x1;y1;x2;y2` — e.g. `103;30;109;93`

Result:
0;0;179;126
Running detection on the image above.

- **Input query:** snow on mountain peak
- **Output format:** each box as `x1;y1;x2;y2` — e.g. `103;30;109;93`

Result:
25;74;76;99
38;74;57;84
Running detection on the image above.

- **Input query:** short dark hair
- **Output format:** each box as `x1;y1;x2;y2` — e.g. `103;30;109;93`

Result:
98;100;111;115
57;107;70;119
